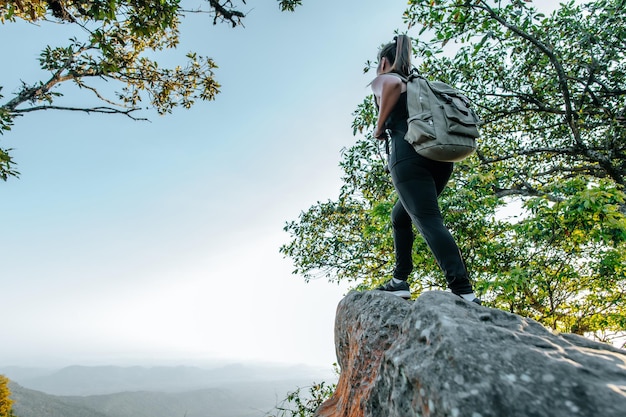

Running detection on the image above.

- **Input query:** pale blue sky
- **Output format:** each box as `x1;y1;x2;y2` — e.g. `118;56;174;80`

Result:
0;0;409;368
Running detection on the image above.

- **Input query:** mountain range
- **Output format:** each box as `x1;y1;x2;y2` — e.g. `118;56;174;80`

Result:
2;363;336;417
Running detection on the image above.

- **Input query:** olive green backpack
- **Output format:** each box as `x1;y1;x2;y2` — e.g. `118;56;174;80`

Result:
391;71;481;162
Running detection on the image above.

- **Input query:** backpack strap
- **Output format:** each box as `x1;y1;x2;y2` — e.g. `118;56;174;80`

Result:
381;71;423;117
405;76;426;118
421;78;445;139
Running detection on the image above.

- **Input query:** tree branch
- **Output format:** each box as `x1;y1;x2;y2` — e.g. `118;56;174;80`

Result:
207;0;247;27
12;105;148;121
2;43;90;112
476;1;580;144
477;146;580;164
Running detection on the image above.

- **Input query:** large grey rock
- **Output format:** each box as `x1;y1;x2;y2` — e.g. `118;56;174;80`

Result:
315;290;626;417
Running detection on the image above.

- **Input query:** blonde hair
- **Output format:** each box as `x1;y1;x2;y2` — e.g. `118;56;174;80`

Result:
378;35;412;77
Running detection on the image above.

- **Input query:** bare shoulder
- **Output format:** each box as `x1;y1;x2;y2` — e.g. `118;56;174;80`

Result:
372;73;403;86
371;73;405;94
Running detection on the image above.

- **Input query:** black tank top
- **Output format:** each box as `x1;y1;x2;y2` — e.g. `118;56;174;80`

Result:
383;92;419;169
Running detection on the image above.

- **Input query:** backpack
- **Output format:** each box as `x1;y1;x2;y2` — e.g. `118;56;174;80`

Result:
391;71;481;162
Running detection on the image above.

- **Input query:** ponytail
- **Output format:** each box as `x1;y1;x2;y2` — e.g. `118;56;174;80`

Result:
378;35;412;77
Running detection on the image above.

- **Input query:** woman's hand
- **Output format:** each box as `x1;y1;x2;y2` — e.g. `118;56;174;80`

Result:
373;127;389;140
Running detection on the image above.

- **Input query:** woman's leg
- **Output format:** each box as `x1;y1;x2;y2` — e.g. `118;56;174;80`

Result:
391;199;414;280
391;158;473;295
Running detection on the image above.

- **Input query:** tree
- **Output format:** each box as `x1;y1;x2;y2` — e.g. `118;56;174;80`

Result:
0;375;13;417
281;0;626;345
0;0;303;180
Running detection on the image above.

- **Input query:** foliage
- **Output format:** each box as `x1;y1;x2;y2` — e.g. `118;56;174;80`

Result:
0;0;302;180
404;0;626;190
266;381;337;417
281;0;626;346
0;375;14;417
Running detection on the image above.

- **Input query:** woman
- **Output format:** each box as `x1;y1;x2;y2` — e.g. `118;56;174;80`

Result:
370;35;480;304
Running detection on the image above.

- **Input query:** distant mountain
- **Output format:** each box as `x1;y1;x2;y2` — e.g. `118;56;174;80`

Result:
0;366;55;382
2;363;334;396
9;378;329;417
9;383;110;417
2;363;337;417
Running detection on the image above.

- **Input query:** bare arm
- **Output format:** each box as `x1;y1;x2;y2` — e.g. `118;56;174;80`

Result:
371;74;405;139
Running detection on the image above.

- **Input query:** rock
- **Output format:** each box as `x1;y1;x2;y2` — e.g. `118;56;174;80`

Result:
315;290;626;417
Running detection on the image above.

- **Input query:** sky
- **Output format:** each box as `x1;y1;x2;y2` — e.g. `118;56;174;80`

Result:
0;0;570;372
0;0;410;369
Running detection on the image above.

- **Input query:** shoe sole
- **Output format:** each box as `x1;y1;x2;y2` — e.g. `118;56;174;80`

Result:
387;290;411;299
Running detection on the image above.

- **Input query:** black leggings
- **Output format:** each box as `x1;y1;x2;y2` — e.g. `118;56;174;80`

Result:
390;155;473;295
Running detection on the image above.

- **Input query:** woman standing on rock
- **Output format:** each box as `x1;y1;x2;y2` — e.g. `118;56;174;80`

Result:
370;35;480;304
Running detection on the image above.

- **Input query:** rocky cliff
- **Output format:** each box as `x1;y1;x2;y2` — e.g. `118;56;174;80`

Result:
315;290;626;417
